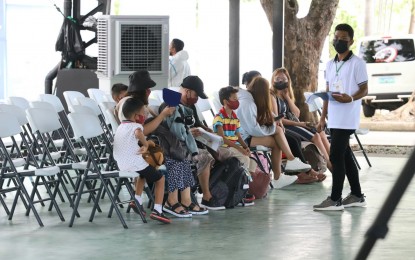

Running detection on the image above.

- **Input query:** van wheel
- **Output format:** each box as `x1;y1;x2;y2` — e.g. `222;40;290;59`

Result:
362;103;376;117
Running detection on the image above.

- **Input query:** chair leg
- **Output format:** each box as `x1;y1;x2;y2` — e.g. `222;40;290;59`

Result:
108;179;123;218
18;177;44;227
0;195;10;215
69;176;87;227
89;182;104;223
99;178;128;229
354;133;372;167
124;179;147;223
41;176;65;221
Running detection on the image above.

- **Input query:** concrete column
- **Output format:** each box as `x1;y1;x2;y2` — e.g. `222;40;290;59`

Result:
229;0;240;86
0;0;6;99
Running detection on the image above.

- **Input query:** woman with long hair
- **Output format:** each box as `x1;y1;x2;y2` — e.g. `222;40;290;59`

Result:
236;75;312;188
270;67;332;172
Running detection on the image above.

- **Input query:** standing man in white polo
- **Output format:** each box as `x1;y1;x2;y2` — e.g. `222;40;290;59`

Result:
168;38;191;88
314;23;368;211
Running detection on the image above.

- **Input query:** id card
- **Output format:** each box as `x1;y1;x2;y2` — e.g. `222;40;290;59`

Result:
332;80;344;93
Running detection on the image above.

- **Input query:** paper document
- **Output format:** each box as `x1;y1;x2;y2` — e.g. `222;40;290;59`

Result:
194;127;223;151
306;91;338;103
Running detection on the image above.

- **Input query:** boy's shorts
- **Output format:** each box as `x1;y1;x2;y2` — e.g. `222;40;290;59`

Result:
137;165;163;183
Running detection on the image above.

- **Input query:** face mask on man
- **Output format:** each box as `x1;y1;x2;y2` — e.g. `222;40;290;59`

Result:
333;39;349;54
185;91;198;106
274;81;288;90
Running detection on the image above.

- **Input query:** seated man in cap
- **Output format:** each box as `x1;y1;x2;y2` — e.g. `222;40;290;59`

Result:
161;75;228;210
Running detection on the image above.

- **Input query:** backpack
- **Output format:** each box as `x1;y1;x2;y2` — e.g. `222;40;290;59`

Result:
302;142;327;173
209;157;249;208
249;153;271;199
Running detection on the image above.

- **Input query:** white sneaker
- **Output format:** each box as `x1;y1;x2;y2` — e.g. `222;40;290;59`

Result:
272;174;298;189
285;157;311;173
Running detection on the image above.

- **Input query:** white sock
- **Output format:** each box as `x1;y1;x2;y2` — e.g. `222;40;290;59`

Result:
154;204;162;213
134;195;143;205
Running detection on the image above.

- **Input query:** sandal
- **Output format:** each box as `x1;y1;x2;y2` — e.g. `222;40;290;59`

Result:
308;169;327;182
295;172;318;184
181;202;209;215
163;201;192;218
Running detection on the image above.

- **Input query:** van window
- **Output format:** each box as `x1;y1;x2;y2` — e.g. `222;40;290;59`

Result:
358;38;415;63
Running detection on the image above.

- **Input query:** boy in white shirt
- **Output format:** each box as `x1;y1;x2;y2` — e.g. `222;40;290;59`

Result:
113;98;171;224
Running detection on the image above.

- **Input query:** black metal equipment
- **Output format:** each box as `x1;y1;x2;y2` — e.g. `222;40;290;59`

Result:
45;0;111;94
355;148;415;259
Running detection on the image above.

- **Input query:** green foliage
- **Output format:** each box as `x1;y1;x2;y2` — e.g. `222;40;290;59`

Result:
114;0;120;15
328;8;364;58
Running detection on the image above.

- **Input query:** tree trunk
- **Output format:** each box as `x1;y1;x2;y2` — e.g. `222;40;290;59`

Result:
409;0;415;34
364;0;373;36
260;0;339;122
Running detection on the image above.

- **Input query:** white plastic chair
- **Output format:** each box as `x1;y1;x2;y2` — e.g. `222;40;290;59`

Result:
195;98;216;127
7;96;30;111
87;88;108;105
0;111;65;226
39;94;66;113
67;112;144;228
63;91;85;113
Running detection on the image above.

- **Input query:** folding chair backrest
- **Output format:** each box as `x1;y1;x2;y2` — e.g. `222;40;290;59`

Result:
211;91;221;114
30;101;56;111
0;104;28;126
39;94;65;113
150;90;164;104
7;96;30;111
87;88;108;105
26;108;61;134
103;108;119;133
63;91;85;112
75;97;102;117
0;112;22;138
68;112;103;139
71;105;95;115
195;98;215;127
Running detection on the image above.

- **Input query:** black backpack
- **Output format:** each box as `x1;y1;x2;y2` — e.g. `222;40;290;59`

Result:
209;157;249;208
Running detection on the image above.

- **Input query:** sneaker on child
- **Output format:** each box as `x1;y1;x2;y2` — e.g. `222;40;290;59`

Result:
285;158;311;173
201;197;226;210
313;196;344;211
342;193;366;208
150;209;171;224
129;201;146;217
272;174;298;189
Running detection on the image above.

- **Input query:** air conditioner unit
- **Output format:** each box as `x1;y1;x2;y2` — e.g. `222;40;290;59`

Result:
96;15;169;92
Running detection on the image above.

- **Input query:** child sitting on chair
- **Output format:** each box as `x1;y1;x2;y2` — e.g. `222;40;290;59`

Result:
113;97;171;224
213;86;257;204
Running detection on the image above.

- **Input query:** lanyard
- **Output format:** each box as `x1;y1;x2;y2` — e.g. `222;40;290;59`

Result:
335;61;345;76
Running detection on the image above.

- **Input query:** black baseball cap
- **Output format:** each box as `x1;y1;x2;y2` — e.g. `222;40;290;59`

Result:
181;75;208;99
128;70;156;93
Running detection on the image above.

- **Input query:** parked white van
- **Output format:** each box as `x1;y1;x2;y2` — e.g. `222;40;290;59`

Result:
356;35;415;117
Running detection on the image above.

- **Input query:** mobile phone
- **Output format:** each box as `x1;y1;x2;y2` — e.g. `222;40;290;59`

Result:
274;113;285;121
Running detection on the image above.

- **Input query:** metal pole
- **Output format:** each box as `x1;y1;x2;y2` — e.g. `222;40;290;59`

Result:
355;148;415;260
64;0;72;17
272;0;284;70
229;0;240;86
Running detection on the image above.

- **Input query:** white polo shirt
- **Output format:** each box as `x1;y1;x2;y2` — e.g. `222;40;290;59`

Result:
113;122;149;171
325;52;368;130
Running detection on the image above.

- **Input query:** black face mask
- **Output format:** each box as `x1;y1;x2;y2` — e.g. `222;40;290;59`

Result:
274;81;288;90
333;39;349;54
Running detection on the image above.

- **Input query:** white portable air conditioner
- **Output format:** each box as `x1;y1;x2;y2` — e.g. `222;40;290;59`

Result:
97;15;169;92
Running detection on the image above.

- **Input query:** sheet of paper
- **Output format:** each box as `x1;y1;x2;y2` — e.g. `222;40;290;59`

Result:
194;127;223;151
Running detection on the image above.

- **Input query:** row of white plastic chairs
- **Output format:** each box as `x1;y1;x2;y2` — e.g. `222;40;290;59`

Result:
0;92;147;228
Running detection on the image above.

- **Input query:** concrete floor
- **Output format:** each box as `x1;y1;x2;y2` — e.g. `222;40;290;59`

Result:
1;155;414;260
